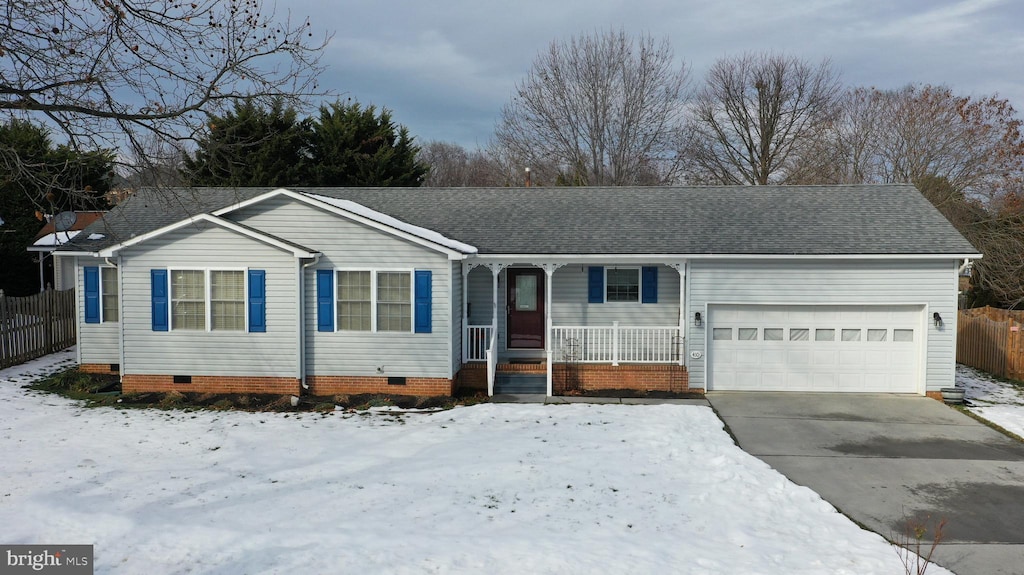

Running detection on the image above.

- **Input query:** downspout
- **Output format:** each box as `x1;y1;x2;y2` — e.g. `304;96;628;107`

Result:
105;257;125;381
298;253;322;391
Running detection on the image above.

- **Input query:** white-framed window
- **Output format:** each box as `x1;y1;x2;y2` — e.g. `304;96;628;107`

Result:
335;269;413;333
170;268;246;331
100;267;119;322
377;271;411;332
337;270;372;331
210;270;245;331
606;267;640;302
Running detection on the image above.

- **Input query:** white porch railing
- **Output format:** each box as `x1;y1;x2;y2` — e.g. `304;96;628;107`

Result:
485;330;497;396
552;323;682;365
466;325;492;362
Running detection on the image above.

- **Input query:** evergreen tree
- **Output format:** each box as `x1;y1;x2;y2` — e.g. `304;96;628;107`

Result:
183;98;310;187
308;100;427;187
0;120;113;295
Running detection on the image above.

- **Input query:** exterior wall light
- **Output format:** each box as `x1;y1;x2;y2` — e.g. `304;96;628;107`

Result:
933;312;943;327
694;311;702;327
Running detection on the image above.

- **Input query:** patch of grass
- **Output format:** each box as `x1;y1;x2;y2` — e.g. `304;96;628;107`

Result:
27;368;120;405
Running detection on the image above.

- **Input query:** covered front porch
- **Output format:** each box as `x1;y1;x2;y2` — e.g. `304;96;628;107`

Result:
459;258;690;396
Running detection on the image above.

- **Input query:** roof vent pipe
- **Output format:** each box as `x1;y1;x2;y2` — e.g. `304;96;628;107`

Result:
525;167;532;187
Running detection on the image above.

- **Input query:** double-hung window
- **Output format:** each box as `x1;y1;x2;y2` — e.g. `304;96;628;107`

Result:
169;269;245;331
84;266;118;324
335;270;412;332
377;272;411;332
100;268;119;322
210;271;245;330
153;268;263;333
606;268;640;302
337;271;372;331
171;270;207;330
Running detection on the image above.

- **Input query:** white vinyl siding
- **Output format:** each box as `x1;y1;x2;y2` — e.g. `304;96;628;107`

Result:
118;222;298;377
687;259;959;393
227;196;452;379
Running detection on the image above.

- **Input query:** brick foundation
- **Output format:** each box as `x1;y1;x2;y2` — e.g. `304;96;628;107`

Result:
79;363;120;375
456;363;487;392
121;374;300;395
306;375;453;397
456;362;693;395
554;363;690;394
925;391;944;401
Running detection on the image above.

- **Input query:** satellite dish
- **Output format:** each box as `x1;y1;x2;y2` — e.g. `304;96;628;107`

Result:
53;211;78;232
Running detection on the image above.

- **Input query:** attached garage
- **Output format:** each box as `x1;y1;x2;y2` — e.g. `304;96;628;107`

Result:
707;304;924;393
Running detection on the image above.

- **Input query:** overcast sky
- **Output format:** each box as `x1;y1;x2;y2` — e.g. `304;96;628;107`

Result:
291;0;1024;149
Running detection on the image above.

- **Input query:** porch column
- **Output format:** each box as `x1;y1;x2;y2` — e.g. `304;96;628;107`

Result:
487;265;501;336
539;263;564;396
668;263;686;367
483;263;506;397
461;263;474;363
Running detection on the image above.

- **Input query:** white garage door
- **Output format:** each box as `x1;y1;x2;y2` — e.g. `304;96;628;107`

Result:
708;304;922;393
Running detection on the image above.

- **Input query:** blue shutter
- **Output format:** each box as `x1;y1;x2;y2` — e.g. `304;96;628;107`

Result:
414;270;432;333
84;266;100;323
642;266;658;304
151;269;168;331
588;266;604;303
316;269;334;332
248;270;266;333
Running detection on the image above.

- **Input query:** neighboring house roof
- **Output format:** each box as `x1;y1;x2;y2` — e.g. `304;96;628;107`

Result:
57;184;979;257
28;211;106;253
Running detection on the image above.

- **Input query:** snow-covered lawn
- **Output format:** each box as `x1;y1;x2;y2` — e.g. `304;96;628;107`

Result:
957;363;1024;438
0;350;943;574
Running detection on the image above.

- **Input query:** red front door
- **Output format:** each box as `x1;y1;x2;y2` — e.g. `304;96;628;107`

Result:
507;269;545;349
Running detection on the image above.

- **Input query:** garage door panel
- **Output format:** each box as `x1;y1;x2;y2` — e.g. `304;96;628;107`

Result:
787;350;811;365
839;350;866;365
709;304;922;393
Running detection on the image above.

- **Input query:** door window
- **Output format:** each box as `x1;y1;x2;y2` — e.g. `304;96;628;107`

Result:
515;274;537;311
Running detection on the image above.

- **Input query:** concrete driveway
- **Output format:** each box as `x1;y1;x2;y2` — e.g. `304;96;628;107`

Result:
707;392;1024;575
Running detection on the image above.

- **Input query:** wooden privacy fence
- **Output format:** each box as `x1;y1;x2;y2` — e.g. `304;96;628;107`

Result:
957;306;1024;381
0;289;76;369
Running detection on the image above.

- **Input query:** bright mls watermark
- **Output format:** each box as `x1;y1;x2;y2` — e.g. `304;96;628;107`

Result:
0;545;92;574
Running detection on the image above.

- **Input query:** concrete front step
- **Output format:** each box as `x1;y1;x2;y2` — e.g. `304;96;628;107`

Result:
494;373;546;395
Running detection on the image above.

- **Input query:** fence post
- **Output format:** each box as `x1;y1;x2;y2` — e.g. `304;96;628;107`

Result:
44;289;53;353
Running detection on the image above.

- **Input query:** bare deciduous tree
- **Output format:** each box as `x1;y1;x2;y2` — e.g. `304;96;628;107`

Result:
493;29;689;186
685;52;841;185
813;87;1024;308
1;0;328;205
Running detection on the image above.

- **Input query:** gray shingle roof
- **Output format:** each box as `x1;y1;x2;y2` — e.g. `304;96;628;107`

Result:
60;184;978;256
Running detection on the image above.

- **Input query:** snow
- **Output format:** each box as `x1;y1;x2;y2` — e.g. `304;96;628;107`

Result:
957;363;1024;438
0;351;945;575
31;230;81;247
87;233;105;240
304;192;478;254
